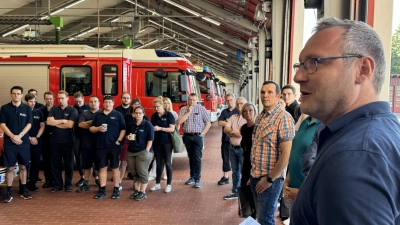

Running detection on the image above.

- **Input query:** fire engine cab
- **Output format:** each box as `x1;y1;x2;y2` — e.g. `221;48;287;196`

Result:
0;45;201;116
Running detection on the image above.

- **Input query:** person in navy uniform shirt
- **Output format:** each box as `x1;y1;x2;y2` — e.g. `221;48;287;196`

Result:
149;98;175;193
76;96;101;193
47;90;78;193
0;86;33;203
72;91;90;187
27;89;45;109
38;91;56;189
115;92;131;116
24;93;45;192
90;95;126;200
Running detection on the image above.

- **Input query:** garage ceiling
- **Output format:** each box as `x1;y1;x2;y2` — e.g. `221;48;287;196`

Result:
0;0;271;82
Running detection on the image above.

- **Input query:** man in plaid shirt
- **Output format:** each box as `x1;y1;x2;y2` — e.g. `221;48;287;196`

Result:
177;93;211;188
250;81;295;225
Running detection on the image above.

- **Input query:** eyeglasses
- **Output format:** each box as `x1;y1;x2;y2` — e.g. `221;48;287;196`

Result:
293;55;362;74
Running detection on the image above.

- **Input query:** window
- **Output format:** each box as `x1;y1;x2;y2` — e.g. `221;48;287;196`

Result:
198;79;209;94
102;65;118;95
189;75;201;100
60;66;92;95
145;71;181;102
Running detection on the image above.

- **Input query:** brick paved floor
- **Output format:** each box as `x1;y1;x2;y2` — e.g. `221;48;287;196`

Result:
0;123;285;225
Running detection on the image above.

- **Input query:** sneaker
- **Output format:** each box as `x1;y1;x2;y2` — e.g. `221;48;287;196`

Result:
150;183;161;191
194;181;201;188
3;192;13;203
111;190;120;199
185;177;195;185
130;190;139;199
65;186;73;192
162;175;167;180
118;183;123;191
134;191;147;201
37;177;44;182
76;184;91;193
94;190;106;199
75;178;85;187
42;181;54;188
95;179;100;187
20;191;33;200
50;186;62;193
28;186;39;192
165;185;172;193
223;192;238;200
218;177;229;185
148;176;155;181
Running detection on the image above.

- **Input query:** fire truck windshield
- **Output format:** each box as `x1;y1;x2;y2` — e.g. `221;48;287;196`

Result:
145;71;183;103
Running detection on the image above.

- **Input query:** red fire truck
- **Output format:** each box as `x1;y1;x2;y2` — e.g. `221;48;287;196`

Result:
196;67;220;122
0;45;201;116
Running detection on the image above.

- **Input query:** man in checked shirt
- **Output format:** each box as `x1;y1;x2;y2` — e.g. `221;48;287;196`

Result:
250;81;295;225
176;93;211;189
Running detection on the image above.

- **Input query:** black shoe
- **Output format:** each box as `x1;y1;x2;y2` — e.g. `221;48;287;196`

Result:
19;190;33;200
111;190;120;199
28;186;40;192
185;177;195;185
94;190;106;199
50;186;62;193
75;178;85;187
42;181;54;188
127;172;133;180
95;179;100;187
76;184;91;193
130;190;139;199
223;192;238;200
2;192;13;203
65;186;73;192
37;177;44;182
134;191;147;201
218;177;229;185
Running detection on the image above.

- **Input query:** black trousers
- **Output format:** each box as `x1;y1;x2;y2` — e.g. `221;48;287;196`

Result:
153;143;173;184
28;141;42;188
41;134;54;182
51;142;74;188
221;141;231;172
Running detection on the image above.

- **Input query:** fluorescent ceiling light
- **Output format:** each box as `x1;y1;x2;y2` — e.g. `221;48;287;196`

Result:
69;27;98;40
162;46;169;50
136;39;159;49
149;20;227;57
2;0;85;37
102;45;110;48
65;0;85;8
164;0;221;26
111;18;119;22
2;24;29;37
213;39;224;45
126;0;222;43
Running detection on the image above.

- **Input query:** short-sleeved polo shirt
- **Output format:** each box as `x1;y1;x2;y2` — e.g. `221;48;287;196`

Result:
151;111;175;145
0;102;33;146
48;105;78;143
74;103;90;137
79;109;101;149
92;109;126;148
218;108;238;142
127;120;154;153
28;109;45;137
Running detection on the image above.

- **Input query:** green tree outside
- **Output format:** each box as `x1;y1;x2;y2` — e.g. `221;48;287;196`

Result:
391;24;400;74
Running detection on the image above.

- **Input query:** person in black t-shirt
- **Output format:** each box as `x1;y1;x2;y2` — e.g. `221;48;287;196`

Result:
115;92;131;116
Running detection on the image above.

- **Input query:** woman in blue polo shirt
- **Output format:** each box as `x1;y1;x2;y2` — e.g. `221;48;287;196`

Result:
150;98;175;193
125;106;154;201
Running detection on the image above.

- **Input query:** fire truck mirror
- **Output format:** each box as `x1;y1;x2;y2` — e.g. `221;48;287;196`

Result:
153;69;167;78
178;75;189;92
180;94;189;102
206;79;211;89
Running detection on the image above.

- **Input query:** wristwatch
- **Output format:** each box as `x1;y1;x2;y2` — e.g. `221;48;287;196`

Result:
266;175;274;184
20;132;25;137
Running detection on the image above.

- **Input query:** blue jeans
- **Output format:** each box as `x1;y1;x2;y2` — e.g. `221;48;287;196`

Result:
229;146;243;193
183;134;203;181
250;177;284;225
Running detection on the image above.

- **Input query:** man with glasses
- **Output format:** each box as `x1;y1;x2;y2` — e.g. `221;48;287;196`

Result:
290;18;400;224
0;86;33;202
115;92;132;116
177;93;211;188
90;95;126;199
47;90;78;193
217;93;237;185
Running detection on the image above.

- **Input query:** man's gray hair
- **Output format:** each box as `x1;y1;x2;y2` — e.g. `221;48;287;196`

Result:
226;93;236;99
313;17;385;94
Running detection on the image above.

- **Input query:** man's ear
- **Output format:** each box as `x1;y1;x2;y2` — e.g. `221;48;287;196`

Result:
355;56;375;85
